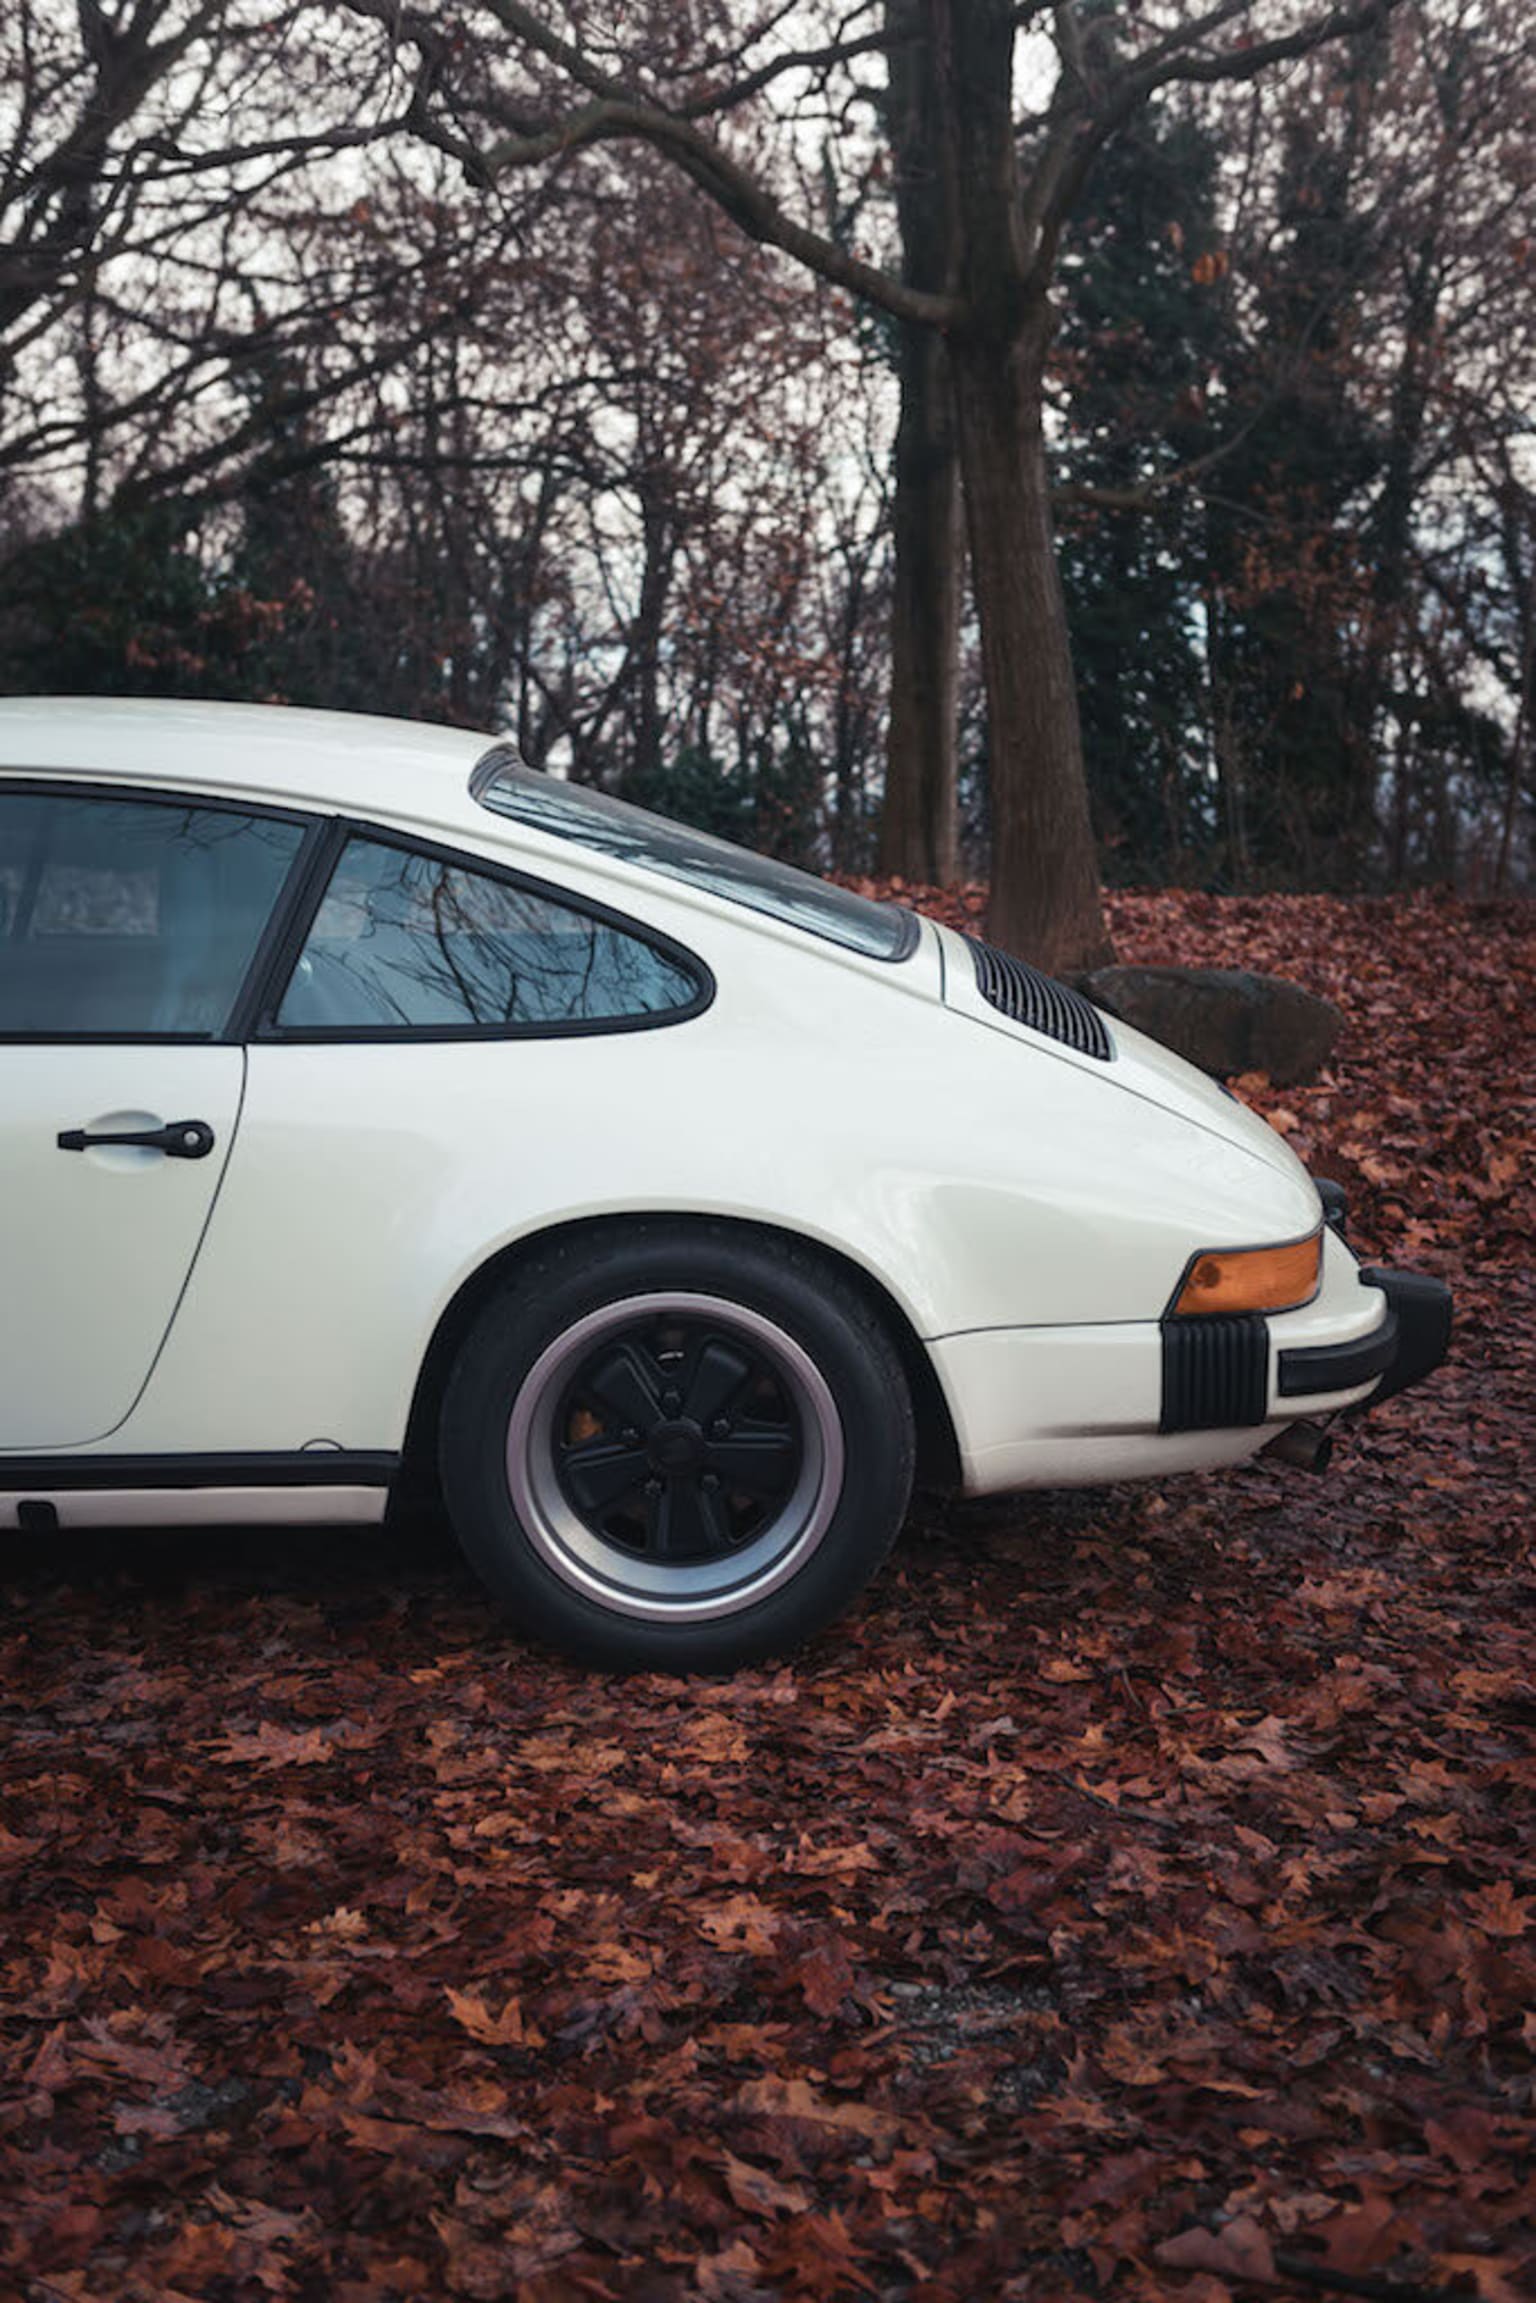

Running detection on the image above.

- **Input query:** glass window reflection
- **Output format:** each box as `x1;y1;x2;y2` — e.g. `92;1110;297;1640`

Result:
278;837;700;1033
0;790;305;1036
473;753;917;963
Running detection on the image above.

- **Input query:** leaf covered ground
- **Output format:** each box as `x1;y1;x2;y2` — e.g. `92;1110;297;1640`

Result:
2;891;1532;2303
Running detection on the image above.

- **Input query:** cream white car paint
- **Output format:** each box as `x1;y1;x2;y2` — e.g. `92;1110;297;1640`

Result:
0;696;1393;1529
0;1044;245;1448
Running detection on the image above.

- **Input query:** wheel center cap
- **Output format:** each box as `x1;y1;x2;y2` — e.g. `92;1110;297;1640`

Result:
648;1418;705;1476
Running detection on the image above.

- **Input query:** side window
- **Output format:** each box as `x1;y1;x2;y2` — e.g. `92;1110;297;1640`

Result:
0;788;307;1037
275;835;702;1034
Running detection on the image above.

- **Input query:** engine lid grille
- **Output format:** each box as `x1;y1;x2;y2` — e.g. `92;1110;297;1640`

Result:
964;934;1113;1061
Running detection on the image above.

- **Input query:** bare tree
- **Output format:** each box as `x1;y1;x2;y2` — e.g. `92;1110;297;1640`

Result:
0;3;436;533
347;0;1406;968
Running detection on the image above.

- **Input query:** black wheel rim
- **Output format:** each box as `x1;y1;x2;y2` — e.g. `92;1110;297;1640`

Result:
552;1311;802;1563
505;1291;845;1623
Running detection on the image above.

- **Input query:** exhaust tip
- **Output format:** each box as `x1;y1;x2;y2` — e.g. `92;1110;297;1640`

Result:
1261;1420;1334;1474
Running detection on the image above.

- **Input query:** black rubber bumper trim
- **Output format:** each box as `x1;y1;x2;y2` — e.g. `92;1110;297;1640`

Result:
1354;1267;1453;1407
1160;1314;1270;1432
1277;1266;1452;1407
1277;1309;1398;1398
0;1451;398;1492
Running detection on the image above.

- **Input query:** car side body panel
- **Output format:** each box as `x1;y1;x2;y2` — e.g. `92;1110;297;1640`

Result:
0;700;1423;1522
82;932;1321;1463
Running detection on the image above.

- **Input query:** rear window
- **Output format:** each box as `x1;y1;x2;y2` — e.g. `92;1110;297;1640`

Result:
471;749;917;963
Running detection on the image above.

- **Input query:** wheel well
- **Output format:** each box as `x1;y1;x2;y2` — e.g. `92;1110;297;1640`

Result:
398;1213;961;1505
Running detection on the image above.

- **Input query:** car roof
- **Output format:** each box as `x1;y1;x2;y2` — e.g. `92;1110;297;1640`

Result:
0;696;936;981
0;696;489;822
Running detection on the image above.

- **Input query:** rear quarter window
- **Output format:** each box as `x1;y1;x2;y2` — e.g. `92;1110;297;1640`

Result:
274;832;708;1037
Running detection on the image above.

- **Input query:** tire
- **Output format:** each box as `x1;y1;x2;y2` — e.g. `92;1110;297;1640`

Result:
438;1224;915;1670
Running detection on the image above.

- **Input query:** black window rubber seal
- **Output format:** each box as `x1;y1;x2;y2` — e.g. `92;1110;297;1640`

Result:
223;814;341;1044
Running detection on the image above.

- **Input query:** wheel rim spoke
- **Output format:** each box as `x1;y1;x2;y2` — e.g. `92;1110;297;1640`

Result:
642;1473;731;1561
695;1479;732;1555
561;1438;650;1515
703;1428;797;1500
584;1343;664;1434
646;1477;694;1559
643;1479;676;1557
683;1336;752;1428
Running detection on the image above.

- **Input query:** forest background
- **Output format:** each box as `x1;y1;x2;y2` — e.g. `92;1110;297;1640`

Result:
5;14;1535;2296
1;0;1532;967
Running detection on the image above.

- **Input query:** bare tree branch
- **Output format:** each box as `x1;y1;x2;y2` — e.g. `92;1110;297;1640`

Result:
475;96;959;329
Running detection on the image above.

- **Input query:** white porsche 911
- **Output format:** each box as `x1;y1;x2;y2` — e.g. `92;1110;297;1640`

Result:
0;699;1450;1668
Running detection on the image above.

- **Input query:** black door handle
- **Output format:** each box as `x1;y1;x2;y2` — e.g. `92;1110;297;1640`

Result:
57;1118;216;1160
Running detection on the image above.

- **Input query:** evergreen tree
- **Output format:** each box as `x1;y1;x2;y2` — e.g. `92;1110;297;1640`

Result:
0;504;300;701
1202;32;1388;886
1054;98;1232;884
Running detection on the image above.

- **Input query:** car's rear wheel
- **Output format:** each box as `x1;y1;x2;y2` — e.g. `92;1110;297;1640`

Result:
438;1226;914;1669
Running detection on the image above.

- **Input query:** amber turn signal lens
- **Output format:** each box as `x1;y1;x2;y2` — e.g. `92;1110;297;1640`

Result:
1173;1232;1322;1317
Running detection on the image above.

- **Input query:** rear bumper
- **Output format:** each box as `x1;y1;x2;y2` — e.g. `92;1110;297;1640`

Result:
930;1248;1452;1497
1163;1264;1452;1433
1277;1267;1452;1409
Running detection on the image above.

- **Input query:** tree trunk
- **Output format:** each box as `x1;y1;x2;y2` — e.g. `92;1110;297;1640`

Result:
939;0;1112;972
879;0;961;884
629;467;673;793
830;535;875;871
880;319;961;883
949;312;1112;972
1494;568;1534;895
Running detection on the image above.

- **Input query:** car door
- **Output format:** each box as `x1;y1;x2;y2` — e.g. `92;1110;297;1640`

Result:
0;783;310;1450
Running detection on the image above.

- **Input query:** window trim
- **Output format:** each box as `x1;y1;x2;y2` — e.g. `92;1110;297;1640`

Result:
251;817;716;1044
470;744;922;964
0;776;320;1047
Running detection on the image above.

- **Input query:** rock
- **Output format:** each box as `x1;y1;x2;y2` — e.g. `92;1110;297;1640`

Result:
1073;964;1343;1085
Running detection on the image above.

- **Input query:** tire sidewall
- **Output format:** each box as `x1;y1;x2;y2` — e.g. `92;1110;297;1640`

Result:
439;1226;914;1669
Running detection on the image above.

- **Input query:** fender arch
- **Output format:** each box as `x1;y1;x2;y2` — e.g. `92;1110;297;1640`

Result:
395;1212;961;1509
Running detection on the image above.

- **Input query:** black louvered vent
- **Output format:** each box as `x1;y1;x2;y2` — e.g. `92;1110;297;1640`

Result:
964;934;1113;1061
1161;1315;1269;1433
